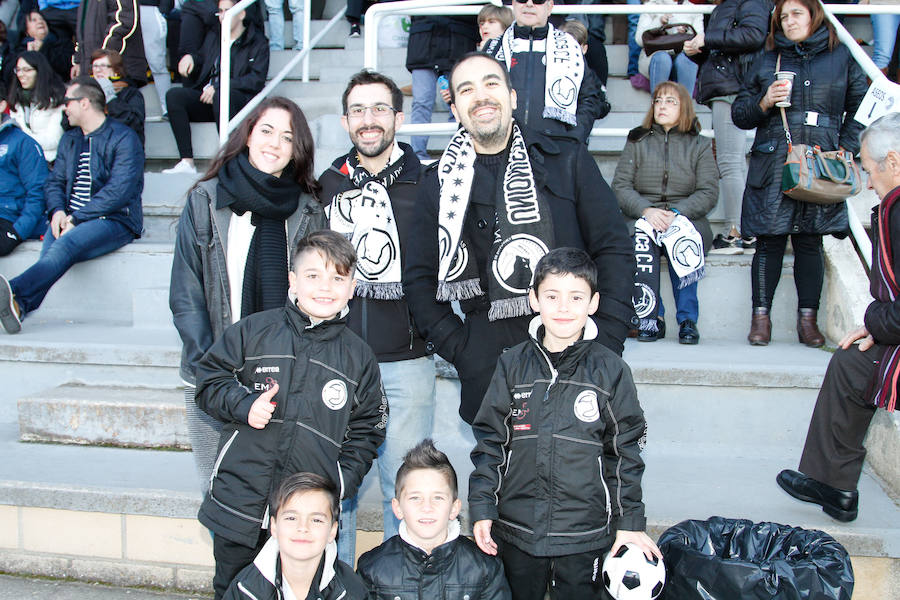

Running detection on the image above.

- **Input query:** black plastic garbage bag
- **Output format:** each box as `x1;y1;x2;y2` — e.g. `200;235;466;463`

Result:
657;516;853;600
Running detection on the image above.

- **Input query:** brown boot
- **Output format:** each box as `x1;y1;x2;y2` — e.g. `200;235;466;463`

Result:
748;307;771;346
798;308;825;347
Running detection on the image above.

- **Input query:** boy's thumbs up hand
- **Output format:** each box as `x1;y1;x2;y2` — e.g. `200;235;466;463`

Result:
248;382;279;429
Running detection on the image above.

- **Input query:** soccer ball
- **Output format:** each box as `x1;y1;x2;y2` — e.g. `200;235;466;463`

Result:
602;543;666;600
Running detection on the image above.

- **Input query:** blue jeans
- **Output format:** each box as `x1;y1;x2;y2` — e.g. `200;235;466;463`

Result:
337;496;357;566
265;0;304;50
10;218;134;316
871;13;900;69
658;260;699;324
410;68;452;160
627;0;641;76
648;51;698;96
376;356;436;539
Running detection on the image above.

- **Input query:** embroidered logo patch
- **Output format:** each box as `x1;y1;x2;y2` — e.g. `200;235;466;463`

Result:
322;379;348;410
574;390;600;423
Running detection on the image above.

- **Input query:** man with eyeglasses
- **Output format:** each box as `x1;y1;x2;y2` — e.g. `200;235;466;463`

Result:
0;77;143;334
482;0;605;144
403;53;634;426
317;70;435;563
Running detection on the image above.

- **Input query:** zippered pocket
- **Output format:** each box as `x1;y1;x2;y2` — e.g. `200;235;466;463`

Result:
598;456;612;530
209;430;239;491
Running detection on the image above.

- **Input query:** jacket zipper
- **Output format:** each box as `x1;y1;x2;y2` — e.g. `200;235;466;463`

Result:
661;129;670;206
210;430;239;491
597;456;612;530
524;31;535;125
237;582;260;600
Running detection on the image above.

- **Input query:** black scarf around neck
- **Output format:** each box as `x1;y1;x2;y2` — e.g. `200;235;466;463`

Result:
217;151;302;318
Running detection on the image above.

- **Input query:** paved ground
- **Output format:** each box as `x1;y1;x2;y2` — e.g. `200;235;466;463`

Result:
0;575;210;599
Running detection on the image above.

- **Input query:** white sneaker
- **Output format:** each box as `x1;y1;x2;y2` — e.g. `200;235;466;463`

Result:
162;160;197;175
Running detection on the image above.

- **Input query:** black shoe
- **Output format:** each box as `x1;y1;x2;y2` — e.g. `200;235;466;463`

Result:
0;274;21;334
776;469;858;522
678;320;699;344
349;23;361;37
637;318;665;342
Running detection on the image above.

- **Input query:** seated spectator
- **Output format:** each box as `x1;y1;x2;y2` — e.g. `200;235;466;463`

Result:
35;0;79;43
636;0;704;96
73;0;147;85
0;19;13;83
15;10;74;82
163;0;269;175
177;0;263;65
477;3;512;46
0;77;143;334
558;18;610;122
140;0;174;117
8;50;65;162
612;82;718;344
91;49;145;144
482;0;604;144
0;80;49;256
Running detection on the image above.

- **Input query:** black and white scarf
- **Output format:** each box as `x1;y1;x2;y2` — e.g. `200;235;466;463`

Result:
495;24;584;126
632;215;705;332
437;124;554;321
327;143;405;299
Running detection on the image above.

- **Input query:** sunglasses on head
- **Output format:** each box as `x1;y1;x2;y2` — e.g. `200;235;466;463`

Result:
503;0;550;5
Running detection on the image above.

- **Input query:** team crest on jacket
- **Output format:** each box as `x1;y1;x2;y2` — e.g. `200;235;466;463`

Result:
322;379;348;410
573;390;600;423
492;234;549;294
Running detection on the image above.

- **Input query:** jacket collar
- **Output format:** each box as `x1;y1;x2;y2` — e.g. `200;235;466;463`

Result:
528;315;598;374
253;537;340;593
326;141;422;193
513;23;550;40
398;518;461;558
774;24;830;56
528;314;598;344
285;297;349;335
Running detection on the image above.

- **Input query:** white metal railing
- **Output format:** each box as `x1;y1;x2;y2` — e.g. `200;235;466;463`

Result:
218;0;347;144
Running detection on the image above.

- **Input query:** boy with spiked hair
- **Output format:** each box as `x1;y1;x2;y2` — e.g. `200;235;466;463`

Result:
357;439;511;599
195;230;388;599
469;247;660;599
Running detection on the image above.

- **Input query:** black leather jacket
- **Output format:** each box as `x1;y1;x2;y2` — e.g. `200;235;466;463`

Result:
357;526;511;600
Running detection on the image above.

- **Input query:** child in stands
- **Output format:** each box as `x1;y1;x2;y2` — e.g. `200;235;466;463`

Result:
469;248;661;599
194;230;387;600
357;439;511;599
223;472;368;599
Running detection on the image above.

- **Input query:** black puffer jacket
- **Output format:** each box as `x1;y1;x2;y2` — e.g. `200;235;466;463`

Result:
357;524;511;600
483;25;607;144
188;21;269;97
405;16;479;73
195;303;387;547
107;85;146;145
732;26;867;237
224;538;368;600
693;0;771;104
469;318;647;557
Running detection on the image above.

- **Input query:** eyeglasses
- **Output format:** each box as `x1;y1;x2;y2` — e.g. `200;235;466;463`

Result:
346;103;397;119
503;0;550;5
92;62;112;70
62;96;85;104
14;66;35;74
653;96;680;106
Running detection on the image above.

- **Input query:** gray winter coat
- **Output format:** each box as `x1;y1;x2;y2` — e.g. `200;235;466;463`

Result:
612;121;719;250
732;26;867;237
169;178;325;385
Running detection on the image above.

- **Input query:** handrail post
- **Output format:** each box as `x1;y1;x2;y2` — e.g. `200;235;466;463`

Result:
219;10;233;145
823;6;883;82
302;0;311;82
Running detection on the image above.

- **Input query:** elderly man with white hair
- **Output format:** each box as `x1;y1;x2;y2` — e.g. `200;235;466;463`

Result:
777;112;900;522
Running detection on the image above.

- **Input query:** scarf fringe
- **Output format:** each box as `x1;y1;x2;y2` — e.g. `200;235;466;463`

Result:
543;106;577;126
488;296;533;322
355;281;404;300
437;279;484;302
677;266;705;289
638;318;659;333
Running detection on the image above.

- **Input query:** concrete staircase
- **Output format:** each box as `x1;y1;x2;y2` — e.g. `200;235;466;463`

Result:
0;7;897;599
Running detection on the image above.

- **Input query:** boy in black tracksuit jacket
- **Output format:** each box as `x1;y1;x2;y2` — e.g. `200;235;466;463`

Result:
195;231;388;600
469;248;661;600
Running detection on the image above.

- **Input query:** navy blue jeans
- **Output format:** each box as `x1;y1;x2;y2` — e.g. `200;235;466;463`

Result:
659;260;700;324
10;218;135;316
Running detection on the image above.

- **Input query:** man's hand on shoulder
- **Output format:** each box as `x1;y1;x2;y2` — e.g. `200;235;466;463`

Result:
248;382;278;429
840;326;874;351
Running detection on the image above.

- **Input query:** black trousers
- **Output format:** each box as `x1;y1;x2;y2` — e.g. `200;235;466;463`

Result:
212;529;268;600
166;86;252;159
497;538;612;600
346;0;375;23
751;233;824;310
798;344;881;491
41;7;78;44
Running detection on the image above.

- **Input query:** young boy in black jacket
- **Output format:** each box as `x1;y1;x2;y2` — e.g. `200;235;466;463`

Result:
469;248;661;599
357;439;511;600
195;230;388;600
223;472;368;600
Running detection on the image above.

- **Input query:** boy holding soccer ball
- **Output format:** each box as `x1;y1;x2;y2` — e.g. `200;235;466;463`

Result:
469;248;662;599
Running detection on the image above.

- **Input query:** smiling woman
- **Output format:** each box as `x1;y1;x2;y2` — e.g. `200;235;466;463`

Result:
169;97;326;493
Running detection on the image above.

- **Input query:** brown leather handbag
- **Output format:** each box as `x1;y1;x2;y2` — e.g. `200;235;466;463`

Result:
641;23;697;54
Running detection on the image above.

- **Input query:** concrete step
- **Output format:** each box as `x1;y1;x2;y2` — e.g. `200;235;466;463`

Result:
17;384;188;449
